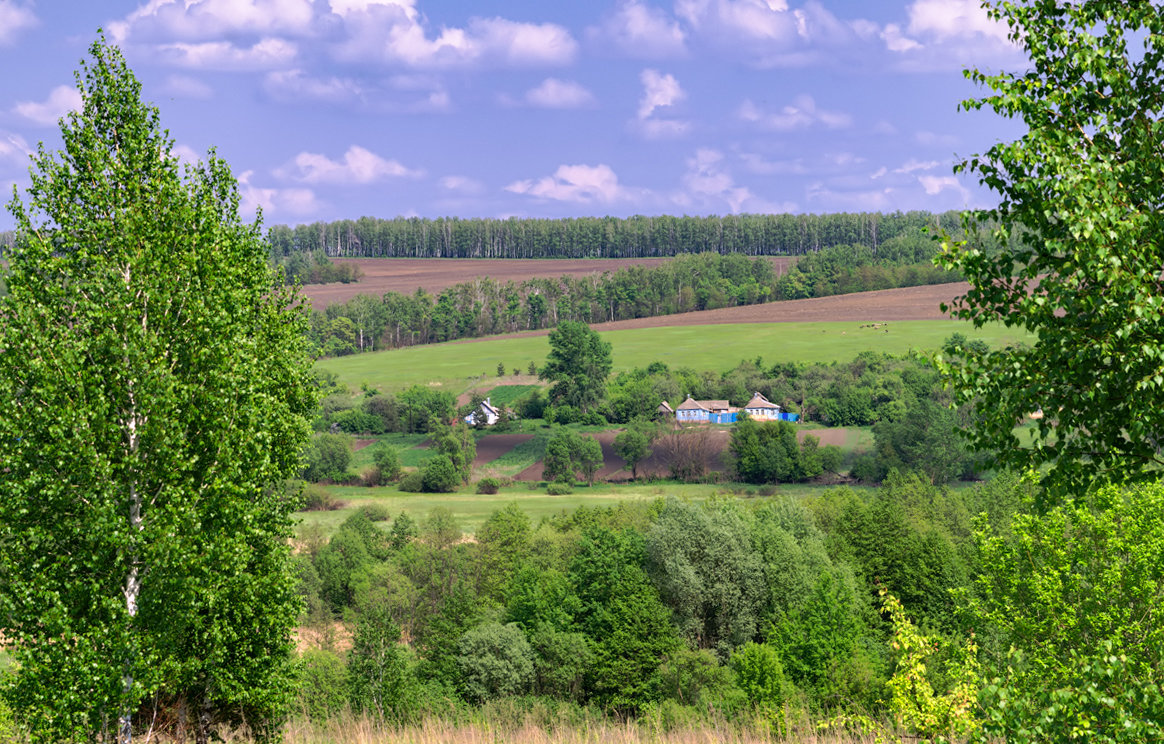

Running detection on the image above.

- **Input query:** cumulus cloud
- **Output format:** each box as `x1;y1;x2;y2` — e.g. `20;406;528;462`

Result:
885;0;1020;70
109;0;316;42
264;69;363;103
906;0;1009;43
737;95;851;131
634;68;689;138
335;4;577;69
0;1;37;46
524;78;596;109
13;85;82;126
276;145;423;184
155;38;297;70
505;163;635;205
588;1;686;58
895;158;940;174
238;170;319;217
674;148;796;214
918;174;969;200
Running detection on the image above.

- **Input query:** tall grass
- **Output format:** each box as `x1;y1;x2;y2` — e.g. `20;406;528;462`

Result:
283;712;882;744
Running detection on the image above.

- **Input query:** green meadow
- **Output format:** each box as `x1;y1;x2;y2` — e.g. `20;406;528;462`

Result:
317;319;1032;393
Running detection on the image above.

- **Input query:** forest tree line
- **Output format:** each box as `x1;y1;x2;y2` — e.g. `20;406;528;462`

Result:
266;211;966;259
311;237;957;357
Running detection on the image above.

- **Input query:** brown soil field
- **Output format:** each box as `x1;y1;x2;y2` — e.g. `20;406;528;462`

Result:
450;282;970;344
472;433;534;468
507;425;858;483
299;256;796;307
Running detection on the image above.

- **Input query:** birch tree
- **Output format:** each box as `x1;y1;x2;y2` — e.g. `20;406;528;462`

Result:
0;39;316;742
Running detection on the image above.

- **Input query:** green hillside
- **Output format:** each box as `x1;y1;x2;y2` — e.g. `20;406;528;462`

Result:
317;319;1031;393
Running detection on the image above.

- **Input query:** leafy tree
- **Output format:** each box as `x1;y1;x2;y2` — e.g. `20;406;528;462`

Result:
348;605;416;722
539;320;613;413
370;443;401;485
431;423;476;484
0;39;315;743
936;1;1164;497
420;454;460;493
302;432;353;482
456;622;535;702
613;423;654;480
541;428;603;485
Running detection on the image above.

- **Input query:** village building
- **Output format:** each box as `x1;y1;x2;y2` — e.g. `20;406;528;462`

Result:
669;392;799;424
464;397;501;426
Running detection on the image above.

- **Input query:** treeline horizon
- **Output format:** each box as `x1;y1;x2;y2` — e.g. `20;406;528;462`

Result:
266;210;965;260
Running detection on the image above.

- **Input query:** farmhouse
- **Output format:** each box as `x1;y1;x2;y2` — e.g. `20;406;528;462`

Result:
670;392;799;424
464;397;501;426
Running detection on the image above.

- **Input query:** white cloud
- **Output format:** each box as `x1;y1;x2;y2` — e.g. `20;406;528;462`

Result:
634;68;689;138
679;148;752;213
110;0;315;42
637;68;683;119
277;145;423;184
238;170;319;217
918;174;969;200
880;23;921;52
916;130;959;148
168;144;202;167
906;0;1009;43
0;131;31;165
161;74;214;99
524;78;596;109
439;175;484;194
505;163;634;205
335;5;577;69
589;1;686;58
807;182;896;211
0;1;37;46
14;85;82;126
264;69;363;103
895;158;940;174
870;166;888;179
155;38;298;70
737;151;808;176
738;95;851;131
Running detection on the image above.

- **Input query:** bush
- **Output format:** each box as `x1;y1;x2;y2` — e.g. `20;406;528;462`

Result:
296;648;350;721
476;477;501;495
456;622;535;702
360;504;393;522
546;480;573;495
332;408;385;435
398;470;424;493
421;454;460;493
302;432;353;482
371;444;401;484
301;484;343;511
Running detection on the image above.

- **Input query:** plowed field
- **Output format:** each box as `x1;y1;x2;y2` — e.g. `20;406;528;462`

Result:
300;256;796;307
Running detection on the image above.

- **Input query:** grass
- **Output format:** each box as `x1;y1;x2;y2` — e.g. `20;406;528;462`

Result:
350;433;429;469
295;480;873;537
316;320;1033;394
485;384;540;407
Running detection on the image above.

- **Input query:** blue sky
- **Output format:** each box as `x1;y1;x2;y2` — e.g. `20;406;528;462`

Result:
0;0;1028;230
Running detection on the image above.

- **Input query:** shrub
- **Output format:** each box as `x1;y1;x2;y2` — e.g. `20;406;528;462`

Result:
421;454;460;493
360;504;393;522
398;470;424;493
546;480;573;495
456;622;535;702
476;477;501;495
296;648;350;721
302;432;353;482
301;484;343;511
371;444;401;484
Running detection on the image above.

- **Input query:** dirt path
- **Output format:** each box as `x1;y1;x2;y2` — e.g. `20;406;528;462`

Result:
472;433;534;468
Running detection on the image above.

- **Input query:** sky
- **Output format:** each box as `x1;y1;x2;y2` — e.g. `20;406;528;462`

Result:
0;0;1030;231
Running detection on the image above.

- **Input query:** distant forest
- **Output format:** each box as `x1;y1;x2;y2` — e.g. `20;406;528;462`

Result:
266;211;966;259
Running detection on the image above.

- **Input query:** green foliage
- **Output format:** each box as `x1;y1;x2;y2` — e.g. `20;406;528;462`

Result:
935;1;1164;497
0;38;314;742
965;483;1164;693
540;321;613;414
396;385;456;434
613;424;654;479
542;428;603;486
546;480;574;495
882;591;980;744
528;625;592;702
730;419;822;484
431;423;476;484
348;605;416;721
731;642;791;711
303;432;354;482
456;622;535;703
420;454;461;493
645;499;765;652
869;397;977;485
295;649;350;722
370;443;401;485
476;477;501;494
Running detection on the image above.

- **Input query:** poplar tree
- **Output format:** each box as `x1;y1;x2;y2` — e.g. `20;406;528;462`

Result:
0;39;317;742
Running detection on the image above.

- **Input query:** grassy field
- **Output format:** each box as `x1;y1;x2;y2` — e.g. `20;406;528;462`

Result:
316;320;1031;393
295;479;873;537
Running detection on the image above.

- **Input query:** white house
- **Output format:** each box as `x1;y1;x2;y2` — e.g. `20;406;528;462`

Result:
464;397;501;426
743;392;782;420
